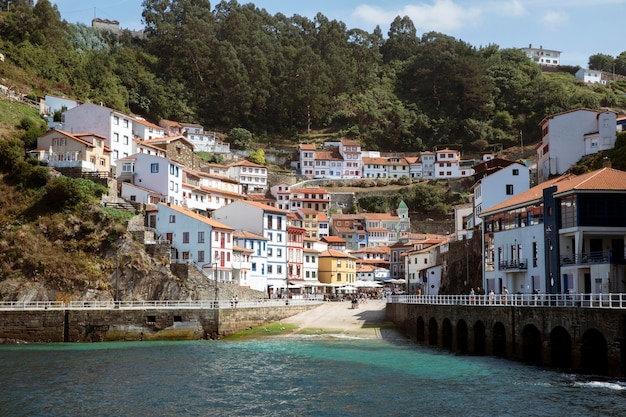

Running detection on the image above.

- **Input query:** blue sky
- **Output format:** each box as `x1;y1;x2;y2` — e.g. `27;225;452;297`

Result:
53;0;626;67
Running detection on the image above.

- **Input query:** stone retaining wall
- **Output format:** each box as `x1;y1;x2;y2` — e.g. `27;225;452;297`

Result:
0;304;318;343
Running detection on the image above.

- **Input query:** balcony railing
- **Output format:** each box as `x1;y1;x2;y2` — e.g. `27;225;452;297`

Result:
498;259;528;270
560;251;619;266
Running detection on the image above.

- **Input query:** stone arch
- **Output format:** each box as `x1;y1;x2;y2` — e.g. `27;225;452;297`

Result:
457;319;468;353
416;316;425;342
493;322;507;357
522;324;542;364
581;328;608;375
473;320;486;355
550;326;572;371
428;317;438;346
442;318;453;349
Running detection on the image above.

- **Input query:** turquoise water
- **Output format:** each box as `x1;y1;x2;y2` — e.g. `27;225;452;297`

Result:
1;337;625;417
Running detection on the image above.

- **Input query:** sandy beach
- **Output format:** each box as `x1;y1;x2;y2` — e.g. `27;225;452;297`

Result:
280;298;402;339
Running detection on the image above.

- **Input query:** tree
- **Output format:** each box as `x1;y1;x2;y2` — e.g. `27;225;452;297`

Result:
588;53;615;72
228;128;253;149
248;149;266;165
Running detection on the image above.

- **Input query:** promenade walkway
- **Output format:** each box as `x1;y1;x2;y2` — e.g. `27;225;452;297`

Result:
280;299;401;339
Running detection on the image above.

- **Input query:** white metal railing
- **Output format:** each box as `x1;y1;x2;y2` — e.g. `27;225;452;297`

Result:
0;298;323;311
388;293;626;309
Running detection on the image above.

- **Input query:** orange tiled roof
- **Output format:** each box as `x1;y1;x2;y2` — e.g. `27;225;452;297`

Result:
158;203;234;230
481;168;626;216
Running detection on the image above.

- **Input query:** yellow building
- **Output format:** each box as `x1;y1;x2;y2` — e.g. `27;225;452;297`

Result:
31;129;111;174
318;249;357;285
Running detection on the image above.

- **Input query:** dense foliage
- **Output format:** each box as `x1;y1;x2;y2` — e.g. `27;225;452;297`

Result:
1;0;625;153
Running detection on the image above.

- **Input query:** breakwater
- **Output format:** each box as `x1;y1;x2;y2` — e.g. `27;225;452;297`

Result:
0;301;320;342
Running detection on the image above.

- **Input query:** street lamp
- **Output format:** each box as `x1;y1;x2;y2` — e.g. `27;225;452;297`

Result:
213;255;220;303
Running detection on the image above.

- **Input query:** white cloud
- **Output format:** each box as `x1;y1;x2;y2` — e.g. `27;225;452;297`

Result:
352;0;482;33
490;0;526;17
540;11;567;27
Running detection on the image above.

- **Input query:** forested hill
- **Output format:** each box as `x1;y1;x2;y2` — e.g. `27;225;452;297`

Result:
1;0;626;152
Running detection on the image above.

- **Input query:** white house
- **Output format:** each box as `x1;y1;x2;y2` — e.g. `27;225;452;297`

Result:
472;160;530;227
434;149;473;179
403;241;448;295
233;230;269;293
117;153;184;206
479;167;626;296
520;44;561;66
150;203;234;283
537;108;617;183
63;102;135;170
132;117;165;141
227;160;268;193
575;68;606;85
213;201;289;295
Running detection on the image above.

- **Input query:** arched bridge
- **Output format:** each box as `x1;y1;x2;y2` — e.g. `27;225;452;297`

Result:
386;294;626;377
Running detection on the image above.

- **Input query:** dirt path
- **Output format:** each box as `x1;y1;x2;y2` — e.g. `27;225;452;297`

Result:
280;299;402;339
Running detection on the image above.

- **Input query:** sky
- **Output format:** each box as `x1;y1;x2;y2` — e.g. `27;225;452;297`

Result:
53;0;626;67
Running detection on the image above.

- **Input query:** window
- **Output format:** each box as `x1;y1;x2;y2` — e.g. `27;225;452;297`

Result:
268;248;273;257
277;249;282;257
198;231;205;243
506;184;514;195
267;215;273;229
123;135;129;145
277;265;282;274
169;215;176;223
267;265;273;274
252;262;257;271
198;251;205;262
512;169;519;176
183;232;189;243
150;163;159;173
114;116;119;125
114;133;119;142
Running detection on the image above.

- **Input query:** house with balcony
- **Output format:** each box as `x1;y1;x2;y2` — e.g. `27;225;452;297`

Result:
213;201;288;296
134;139;167;158
30;129;110;174
227;160;268;193
434;149;474;179
479;167;626;296
421;152;436;178
150;203;234;283
117;153;184;206
405;156;422;178
520;44;561;67
132;117;165;141
537;108;617;183
403;240;449;295
286;213;306;284
232;245;253;288
233;230;268;292
288;187;330;212
181;169;244;214
62;103;134;170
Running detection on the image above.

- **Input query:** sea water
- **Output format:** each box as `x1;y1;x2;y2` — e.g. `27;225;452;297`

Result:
1;337;625;417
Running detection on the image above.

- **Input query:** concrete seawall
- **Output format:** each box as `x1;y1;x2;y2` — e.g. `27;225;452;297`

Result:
0;304;319;343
